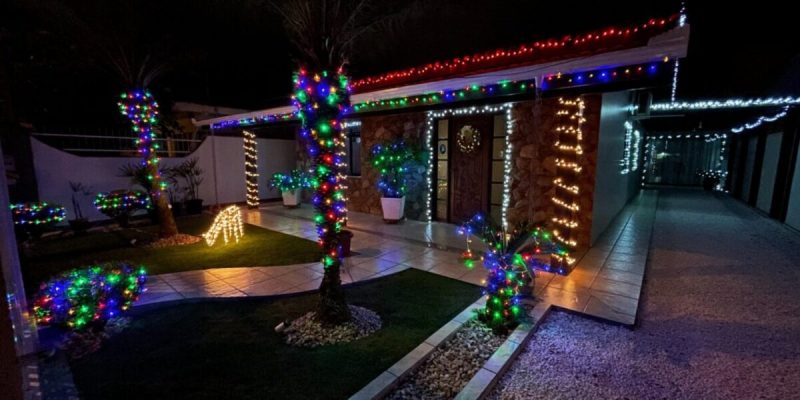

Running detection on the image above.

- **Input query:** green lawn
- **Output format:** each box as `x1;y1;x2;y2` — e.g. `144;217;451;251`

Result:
67;269;481;400
22;215;321;293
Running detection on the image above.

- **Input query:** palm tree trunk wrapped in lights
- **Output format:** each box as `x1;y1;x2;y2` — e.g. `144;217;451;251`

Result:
118;90;178;238
293;70;352;323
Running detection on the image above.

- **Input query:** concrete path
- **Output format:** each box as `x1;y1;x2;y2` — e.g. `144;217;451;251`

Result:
489;189;800;399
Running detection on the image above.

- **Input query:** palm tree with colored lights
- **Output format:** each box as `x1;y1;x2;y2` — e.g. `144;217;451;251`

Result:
271;0;416;324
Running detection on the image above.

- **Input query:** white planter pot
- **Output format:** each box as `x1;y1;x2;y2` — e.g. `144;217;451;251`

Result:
381;196;405;222
282;189;301;207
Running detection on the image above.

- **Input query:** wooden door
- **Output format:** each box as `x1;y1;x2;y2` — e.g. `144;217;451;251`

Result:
449;115;492;223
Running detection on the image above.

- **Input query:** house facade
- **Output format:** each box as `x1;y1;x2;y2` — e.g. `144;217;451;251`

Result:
197;14;690;271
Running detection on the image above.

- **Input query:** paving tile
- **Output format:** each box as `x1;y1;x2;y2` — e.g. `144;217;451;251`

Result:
429;263;468;280
375;263;411;278
279;268;324;286
606;252;647;265
596;268;643;285
506;321;534;345
459;268;486;286
591;277;641;299
219;270;271;288
289;277;323;293
379;247;432;263
206;267;260;280
604;259;645;274
135;292;183;306
353;258;401;274
240;277;293;296
548;272;594;293
388;342;434;377
342;266;379;282
538;286;590;312
349;371;398;400
583;291;638;324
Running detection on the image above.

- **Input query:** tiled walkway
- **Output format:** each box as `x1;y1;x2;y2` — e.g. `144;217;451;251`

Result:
136;194;657;326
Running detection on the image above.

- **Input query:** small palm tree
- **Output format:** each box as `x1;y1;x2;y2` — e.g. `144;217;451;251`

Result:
271;0;417;324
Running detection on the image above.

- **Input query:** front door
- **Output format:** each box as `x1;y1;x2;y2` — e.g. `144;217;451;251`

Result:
448;115;492;223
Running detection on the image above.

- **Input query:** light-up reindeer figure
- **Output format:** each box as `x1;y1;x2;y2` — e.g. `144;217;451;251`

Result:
458;214;567;332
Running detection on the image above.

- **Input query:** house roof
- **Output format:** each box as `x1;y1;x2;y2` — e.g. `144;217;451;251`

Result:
196;14;689;129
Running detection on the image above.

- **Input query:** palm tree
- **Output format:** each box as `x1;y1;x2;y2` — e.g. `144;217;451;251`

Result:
271;0;416;324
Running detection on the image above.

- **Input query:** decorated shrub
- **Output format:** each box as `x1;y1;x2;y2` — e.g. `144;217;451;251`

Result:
458;214;568;332
93;190;151;226
269;169;309;192
11;201;67;240
369;140;417;198
32;262;147;330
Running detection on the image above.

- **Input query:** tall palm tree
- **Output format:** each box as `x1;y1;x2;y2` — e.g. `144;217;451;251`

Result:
272;0;415;324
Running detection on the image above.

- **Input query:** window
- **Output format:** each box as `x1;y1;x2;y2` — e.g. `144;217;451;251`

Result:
343;121;362;176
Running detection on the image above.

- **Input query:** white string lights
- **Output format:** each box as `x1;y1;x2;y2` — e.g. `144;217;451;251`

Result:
243;130;259;208
730;106;790;134
651;97;800;111
620;121;641;175
640;133;728;189
551;97;585;268
424;103;514;228
203;205;244;246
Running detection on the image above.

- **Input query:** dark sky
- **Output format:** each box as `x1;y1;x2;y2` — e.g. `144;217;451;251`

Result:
2;0;799;129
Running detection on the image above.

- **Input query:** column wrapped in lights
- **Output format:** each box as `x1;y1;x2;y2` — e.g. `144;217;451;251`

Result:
550;98;585;270
243;130;259;208
424;104;514;227
117;89;177;237
292;69;352;323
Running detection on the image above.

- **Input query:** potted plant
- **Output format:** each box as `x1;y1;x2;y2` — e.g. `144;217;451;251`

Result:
175;158;205;214
370;139;416;223
93;190;151;227
269;169;308;208
68;181;93;235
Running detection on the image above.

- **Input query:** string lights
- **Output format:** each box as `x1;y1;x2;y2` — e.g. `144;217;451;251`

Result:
202;205;244;246
550;98;585;269
424;104;513;227
620;121;641;175
93;190;151;218
651;97;800;111
540;60;669;91
243;130;259;208
370;140;415;198
117;90;168;198
730;106;790;134
10;202;66;226
641;133;728;189
32;262;147;330
353;15;677;90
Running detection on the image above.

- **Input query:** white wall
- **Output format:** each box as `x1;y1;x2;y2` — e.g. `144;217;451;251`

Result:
756;132;782;213
590;91;640;244
784;140;800;230
31;136;296;221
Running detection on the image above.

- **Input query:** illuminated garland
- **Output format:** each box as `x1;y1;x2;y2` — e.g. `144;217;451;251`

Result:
117;90;167;196
32;262;147;330
93;190;151;218
550;98;585;269
370;140;416;198
456;125;481;154
353;15;677;90
651;97;800;111
540;60;669;90
268;169;310;192
730;106;790;134
292;69;350;276
425;104;513;227
243;130;259;208
457;215;568;332
641;133;728;190
203;205;244;246
620;121;641;175
10;202;66;226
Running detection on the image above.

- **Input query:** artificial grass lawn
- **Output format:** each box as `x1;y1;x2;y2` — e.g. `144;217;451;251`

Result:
68;269;481;400
22;215;321;293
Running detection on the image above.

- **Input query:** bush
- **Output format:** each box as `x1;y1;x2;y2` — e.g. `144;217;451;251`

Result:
269;169;309;192
93;190;151;225
369;140;419;198
32;262;147;330
11;201;67;240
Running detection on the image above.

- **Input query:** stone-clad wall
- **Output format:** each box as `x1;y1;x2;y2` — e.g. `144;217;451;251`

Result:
347;112;428;220
508;95;601;252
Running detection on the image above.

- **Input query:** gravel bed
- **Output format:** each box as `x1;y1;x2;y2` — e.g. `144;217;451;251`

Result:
490;190;800;400
146;233;202;248
284;305;381;347
388;318;507;399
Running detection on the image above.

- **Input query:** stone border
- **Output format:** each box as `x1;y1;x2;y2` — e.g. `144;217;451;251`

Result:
454;301;552;400
349;297;487;400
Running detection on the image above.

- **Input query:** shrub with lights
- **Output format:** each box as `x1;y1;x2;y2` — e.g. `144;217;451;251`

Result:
93;190;151;227
32;262;147;331
269;169;310;192
11;202;67;240
292;69;352;323
458;214;567;332
370;140;417;198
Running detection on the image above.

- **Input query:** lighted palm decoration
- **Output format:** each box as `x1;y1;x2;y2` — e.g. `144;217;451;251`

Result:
458;214;568;332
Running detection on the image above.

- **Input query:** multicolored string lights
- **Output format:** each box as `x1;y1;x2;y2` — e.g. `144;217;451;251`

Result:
10;202;66;226
32;262;147;330
370;140;416;198
550;98;585;270
117;90;167;196
243;130;259;208
202;205;244;246
93;190;151;218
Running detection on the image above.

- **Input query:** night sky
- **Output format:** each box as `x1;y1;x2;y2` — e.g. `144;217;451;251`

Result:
1;0;798;129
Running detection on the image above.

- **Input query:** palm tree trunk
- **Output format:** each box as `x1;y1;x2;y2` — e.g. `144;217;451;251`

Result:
293;70;351;324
